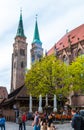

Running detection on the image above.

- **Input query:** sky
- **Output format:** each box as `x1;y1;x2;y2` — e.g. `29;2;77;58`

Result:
0;0;84;93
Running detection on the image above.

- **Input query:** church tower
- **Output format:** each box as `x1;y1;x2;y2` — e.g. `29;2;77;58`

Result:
30;15;43;64
11;10;27;92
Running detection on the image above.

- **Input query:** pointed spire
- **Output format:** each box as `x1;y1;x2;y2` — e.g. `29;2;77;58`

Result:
16;9;26;38
32;14;42;44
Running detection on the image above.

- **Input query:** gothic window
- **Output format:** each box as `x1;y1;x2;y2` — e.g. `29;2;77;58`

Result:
74;50;78;57
20;49;25;56
21;61;24;68
78;49;83;56
63;55;69;64
32;55;35;63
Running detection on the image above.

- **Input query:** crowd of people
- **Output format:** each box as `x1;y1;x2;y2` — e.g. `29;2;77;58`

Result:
32;111;57;130
0;108;84;130
31;109;84;130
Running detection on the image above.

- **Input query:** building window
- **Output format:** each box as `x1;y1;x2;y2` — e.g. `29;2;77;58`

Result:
63;55;69;64
20;49;25;56
21;61;24;68
78;49;83;56
32;56;35;63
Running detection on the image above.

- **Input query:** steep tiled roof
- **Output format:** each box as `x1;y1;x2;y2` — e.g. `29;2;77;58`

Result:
48;24;84;55
1;85;29;106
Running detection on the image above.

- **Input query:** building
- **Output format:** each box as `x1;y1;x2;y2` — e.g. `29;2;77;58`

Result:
47;24;84;107
10;10;27;92
0;12;45;121
30;15;43;64
0;86;8;103
1;11;84;119
48;24;84;63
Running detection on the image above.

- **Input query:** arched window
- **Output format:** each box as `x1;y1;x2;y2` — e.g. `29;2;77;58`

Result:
21;61;24;68
20;49;25;56
78;49;83;56
63;55;69;64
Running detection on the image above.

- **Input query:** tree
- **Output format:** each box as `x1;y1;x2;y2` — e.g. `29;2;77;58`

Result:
25;55;69;97
68;56;84;93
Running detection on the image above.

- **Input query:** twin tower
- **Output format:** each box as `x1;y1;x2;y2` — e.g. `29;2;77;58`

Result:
11;11;43;92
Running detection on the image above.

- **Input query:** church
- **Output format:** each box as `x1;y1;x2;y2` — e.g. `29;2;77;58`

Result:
0;11;51;121
0;10;84;121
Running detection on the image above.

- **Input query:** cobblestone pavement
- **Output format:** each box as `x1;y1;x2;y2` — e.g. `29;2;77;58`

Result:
5;121;73;130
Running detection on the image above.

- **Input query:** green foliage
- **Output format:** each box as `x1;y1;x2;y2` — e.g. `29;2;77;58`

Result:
68;57;84;93
25;55;68;97
25;55;84;98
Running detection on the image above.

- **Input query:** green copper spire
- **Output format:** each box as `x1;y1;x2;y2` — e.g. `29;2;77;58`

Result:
16;9;26;38
32;15;42;44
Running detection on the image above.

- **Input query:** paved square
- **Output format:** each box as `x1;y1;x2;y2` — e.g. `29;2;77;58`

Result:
5;121;73;130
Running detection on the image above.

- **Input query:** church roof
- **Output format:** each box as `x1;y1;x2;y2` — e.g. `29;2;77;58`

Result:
32;16;42;45
48;24;84;55
16;10;26;38
1;85;28;106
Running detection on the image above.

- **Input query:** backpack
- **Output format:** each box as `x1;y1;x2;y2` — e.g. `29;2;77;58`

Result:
72;115;82;130
36;116;39;125
79;110;84;130
18;116;22;124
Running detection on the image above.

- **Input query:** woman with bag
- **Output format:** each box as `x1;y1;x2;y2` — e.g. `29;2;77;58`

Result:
18;114;23;130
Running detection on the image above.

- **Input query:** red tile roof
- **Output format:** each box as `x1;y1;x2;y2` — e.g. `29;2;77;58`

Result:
48;24;84;55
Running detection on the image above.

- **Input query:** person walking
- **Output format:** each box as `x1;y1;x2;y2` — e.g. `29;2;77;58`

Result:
47;113;53;130
71;108;82;130
0;114;6;130
32;111;40;130
22;112;27;130
79;110;84;130
18;113;23;130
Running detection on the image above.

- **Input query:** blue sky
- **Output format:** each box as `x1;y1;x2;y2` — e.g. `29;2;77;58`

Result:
0;0;84;93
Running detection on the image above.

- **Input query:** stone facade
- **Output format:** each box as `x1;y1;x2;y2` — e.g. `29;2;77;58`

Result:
71;95;84;107
30;17;43;64
11;12;27;92
47;24;84;107
0;86;8;103
48;25;84;64
11;37;27;91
